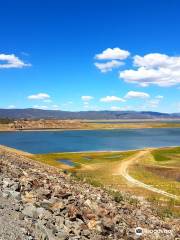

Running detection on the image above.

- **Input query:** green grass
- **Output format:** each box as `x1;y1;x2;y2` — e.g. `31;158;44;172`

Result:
128;147;180;217
129;164;180;196
152;146;180;160
33;150;135;189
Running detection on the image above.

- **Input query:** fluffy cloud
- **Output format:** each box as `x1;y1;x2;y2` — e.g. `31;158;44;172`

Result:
33;105;49;110
94;60;124;73
7;105;16;109
140;95;164;109
0;54;31;69
81;96;94;101
125;91;150;99
110;106;122;111
110;106;130;111
95;48;130;60
43;99;52;103
120;53;180;87
33;105;60;110
155;95;164;99
28;93;50;100
94;47;130;73
51;105;60;110
146;99;160;108
100;96;125;103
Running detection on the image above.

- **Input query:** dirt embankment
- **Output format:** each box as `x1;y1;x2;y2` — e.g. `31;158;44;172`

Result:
0;145;179;240
5;119;90;130
1;119;180;131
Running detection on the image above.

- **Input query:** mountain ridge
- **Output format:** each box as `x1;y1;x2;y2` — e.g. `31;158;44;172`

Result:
0;108;180;120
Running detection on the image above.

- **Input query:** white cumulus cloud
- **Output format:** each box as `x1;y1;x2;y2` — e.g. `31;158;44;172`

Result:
146;99;160;108
120;53;180;87
94;60;124;73
155;95;164;99
0;53;31;69
100;96;125;103
125;91;150;99
95;48;130;60
33;105;49;110
7;105;16;109
28;93;50;100
51;105;60;110
81;96;94;101
110;106;121;111
110;106;131;111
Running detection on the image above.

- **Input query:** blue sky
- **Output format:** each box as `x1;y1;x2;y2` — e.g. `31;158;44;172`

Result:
0;0;180;112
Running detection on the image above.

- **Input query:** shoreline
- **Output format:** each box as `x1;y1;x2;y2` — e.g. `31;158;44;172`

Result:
1;125;180;132
0;144;179;156
30;145;180;155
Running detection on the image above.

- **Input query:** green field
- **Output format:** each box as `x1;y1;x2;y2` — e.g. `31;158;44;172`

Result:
33;150;135;188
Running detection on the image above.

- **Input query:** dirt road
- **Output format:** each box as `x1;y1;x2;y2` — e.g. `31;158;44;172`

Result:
116;150;179;200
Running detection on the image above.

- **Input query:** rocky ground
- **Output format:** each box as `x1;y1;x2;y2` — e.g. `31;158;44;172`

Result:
0;146;179;240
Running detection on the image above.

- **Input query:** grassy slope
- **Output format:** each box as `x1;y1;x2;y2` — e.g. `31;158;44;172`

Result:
129;147;180;194
128;147;180;217
32;147;180;195
33;147;180;217
32;151;137;190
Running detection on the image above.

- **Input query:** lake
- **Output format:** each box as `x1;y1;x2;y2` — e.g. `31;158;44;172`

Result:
0;128;180;154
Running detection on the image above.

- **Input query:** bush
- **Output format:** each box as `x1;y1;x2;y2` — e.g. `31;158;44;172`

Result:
113;191;124;203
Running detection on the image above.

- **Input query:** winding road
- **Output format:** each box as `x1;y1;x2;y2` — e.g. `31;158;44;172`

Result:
116;150;179;200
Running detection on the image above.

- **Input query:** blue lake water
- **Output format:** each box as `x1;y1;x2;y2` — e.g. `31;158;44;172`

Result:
0;128;180;154
58;159;75;166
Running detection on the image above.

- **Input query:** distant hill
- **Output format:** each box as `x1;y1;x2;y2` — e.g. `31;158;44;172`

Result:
0;108;180;120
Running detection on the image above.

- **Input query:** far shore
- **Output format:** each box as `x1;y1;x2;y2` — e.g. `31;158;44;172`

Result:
1;123;180;132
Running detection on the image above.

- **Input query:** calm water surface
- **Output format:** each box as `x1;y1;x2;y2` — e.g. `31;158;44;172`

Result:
0;128;180;154
58;159;75;166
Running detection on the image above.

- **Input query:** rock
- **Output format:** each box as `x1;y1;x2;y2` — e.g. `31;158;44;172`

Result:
51;201;65;211
19;212;25;220
9;190;21;200
39;199;51;210
35;207;51;220
22;204;38;218
84;199;92;208
3;178;13;188
14;205;21;211
11;182;20;191
102;217;114;231
55;230;69;239
81;229;90;237
55;216;64;226
2;191;10;198
36;221;57;240
68;205;79;220
83;208;96;220
21;191;37;204
84;199;98;212
87;220;98;230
